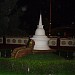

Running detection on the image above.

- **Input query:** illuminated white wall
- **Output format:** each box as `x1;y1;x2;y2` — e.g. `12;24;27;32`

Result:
6;37;29;45
60;38;75;46
48;38;57;46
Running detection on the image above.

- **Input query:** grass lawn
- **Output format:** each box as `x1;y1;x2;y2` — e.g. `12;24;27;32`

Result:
0;53;75;75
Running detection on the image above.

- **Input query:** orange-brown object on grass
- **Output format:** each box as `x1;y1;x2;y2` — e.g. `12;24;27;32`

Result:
11;40;35;58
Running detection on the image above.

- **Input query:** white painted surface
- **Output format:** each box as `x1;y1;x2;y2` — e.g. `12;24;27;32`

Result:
6;37;29;45
31;14;50;50
60;38;75;46
48;38;57;46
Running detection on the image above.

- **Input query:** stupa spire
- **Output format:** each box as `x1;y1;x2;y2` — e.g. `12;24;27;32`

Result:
38;14;43;28
39;14;42;25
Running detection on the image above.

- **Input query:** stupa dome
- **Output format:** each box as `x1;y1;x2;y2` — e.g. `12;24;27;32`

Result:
35;28;45;35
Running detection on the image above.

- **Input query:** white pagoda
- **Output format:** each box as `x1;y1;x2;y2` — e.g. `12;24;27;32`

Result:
31;14;50;50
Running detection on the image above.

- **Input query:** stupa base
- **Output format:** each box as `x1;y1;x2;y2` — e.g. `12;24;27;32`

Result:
33;45;50;50
32;48;55;54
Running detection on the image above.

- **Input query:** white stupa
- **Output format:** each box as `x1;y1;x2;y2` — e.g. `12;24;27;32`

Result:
31;14;50;50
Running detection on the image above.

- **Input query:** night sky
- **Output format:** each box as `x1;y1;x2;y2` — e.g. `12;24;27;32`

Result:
18;0;50;35
0;0;75;36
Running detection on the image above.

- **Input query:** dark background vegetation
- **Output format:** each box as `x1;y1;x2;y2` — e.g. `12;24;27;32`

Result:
0;0;75;36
